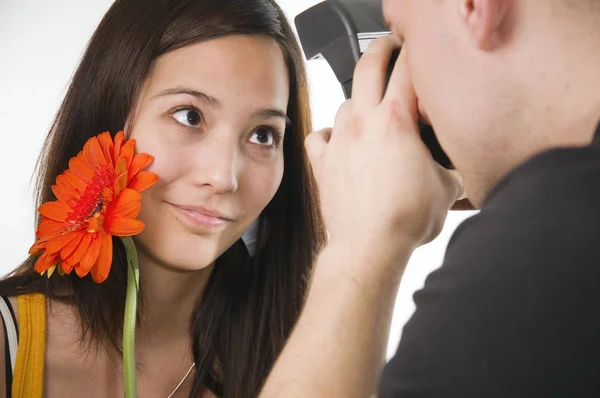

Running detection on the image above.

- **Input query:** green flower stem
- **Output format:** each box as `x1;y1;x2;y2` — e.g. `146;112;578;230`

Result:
121;236;139;398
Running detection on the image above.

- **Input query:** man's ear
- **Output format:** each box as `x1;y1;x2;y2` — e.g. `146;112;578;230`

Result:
458;0;511;50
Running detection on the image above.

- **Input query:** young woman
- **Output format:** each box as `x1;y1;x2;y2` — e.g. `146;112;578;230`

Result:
0;0;325;396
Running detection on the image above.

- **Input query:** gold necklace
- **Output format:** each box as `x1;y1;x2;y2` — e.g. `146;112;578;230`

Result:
102;343;195;398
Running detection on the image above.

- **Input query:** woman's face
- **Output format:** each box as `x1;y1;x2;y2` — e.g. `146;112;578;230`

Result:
128;35;289;271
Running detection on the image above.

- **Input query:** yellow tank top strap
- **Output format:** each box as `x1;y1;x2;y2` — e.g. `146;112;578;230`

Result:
13;292;46;398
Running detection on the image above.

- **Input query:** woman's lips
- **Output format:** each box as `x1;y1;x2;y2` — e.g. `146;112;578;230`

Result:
170;204;231;228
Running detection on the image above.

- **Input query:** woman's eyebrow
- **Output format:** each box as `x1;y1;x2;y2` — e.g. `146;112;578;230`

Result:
257;108;291;127
154;87;222;108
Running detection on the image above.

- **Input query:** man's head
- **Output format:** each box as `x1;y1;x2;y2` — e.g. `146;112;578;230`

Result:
383;0;600;206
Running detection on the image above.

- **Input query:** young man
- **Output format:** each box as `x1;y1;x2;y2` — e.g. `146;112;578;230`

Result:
261;0;600;397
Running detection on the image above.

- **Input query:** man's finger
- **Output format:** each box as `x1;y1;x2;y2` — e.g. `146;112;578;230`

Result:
305;128;331;169
352;35;401;107
330;100;353;140
438;168;466;207
382;48;418;119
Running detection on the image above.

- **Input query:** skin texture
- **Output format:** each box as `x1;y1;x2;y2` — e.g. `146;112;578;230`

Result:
259;0;600;397
37;34;290;398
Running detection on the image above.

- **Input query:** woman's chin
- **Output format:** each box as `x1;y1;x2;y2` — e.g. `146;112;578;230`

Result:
168;260;216;273
133;241;219;273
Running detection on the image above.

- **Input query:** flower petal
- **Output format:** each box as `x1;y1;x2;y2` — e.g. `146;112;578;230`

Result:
79;233;101;273
127;153;154;184
46;265;57;278
46;231;80;254
115;173;128;196
38;201;71;223
119;140;136;170
34;251;60;274
110;189;142;219
115;157;127;175
52;184;79;204
128;171;158;193
98;132;115;168
84;136;110;171
113;131;125;163
63;232;92;267
33;254;46;274
114;158;128;195
105;218;145;236
29;239;48;255
61;260;74;275
60;231;85;260
91;231;113;283
113;201;141;219
58;171;87;193
74;264;89;278
114;188;142;206
37;220;63;239
87;213;105;233
68;156;94;183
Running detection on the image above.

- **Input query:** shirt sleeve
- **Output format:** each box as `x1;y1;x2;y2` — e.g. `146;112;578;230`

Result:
378;145;600;398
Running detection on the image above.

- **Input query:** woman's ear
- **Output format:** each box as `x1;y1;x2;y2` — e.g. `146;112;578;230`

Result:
458;0;512;50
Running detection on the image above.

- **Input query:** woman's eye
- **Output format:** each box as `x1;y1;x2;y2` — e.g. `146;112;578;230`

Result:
249;127;278;147
172;108;202;128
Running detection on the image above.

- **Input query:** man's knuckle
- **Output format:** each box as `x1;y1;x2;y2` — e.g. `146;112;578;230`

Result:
380;99;406;122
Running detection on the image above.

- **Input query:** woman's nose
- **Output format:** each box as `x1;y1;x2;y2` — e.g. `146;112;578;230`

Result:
191;135;240;193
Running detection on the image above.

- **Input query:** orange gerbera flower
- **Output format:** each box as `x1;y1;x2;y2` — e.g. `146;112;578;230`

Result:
29;131;158;283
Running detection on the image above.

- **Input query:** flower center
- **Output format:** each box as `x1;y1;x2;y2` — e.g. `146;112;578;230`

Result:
66;164;115;231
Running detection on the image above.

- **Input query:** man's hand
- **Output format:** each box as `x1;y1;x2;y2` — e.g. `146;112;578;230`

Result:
306;36;463;253
260;36;464;398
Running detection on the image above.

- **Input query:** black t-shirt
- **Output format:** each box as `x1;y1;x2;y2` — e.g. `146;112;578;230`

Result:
379;123;600;397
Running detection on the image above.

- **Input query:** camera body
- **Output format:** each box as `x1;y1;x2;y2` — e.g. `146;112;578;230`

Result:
294;0;453;169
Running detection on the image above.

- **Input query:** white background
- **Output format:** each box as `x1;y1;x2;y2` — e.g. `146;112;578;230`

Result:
0;0;477;359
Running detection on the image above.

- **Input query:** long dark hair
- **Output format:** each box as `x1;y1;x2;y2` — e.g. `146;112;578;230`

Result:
0;0;326;396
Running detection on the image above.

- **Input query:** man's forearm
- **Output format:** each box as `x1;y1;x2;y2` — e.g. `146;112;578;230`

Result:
260;239;414;398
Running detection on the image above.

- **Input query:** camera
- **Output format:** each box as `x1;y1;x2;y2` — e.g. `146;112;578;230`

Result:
294;0;453;169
